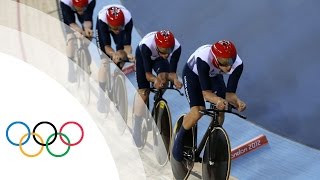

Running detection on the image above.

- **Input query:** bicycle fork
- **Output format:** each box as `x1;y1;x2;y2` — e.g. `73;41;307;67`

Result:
208;113;219;166
154;100;166;134
208;129;218;166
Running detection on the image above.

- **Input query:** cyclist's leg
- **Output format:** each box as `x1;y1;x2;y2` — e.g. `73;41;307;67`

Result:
133;47;150;146
96;23;110;113
172;64;206;161
66;30;76;83
80;18;93;72
97;57;110;113
210;75;226;125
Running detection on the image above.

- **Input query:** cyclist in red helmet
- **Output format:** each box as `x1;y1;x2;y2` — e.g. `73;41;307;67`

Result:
172;40;247;161
132;30;183;146
95;4;135;113
59;0;96;82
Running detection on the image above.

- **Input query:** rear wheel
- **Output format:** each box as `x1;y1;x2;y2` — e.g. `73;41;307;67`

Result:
113;75;128;134
152;99;172;166
202;127;231;180
170;115;194;180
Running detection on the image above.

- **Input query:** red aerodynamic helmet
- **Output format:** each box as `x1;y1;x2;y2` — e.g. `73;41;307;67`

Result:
72;0;88;8
211;40;237;60
106;7;125;27
155;30;175;49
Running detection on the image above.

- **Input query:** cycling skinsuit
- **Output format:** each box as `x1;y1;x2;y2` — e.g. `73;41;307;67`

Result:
95;4;133;58
135;31;181;89
183;45;243;107
60;0;96;34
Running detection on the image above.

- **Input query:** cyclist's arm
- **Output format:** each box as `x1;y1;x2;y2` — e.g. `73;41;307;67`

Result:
83;0;96;22
69;23;83;34
226;63;243;92
226;92;240;107
167;46;182;82
168;73;178;82
97;19;114;57
60;2;84;34
105;46;116;59
226;63;243;106
140;45;155;82
197;58;223;104
60;2;76;27
169;46;181;73
123;19;133;54
83;21;92;30
146;73;157;83
124;45;132;56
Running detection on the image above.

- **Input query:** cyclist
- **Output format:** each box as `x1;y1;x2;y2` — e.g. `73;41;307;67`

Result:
96;4;134;113
132;30;183;146
60;0;96;82
172;40;246;161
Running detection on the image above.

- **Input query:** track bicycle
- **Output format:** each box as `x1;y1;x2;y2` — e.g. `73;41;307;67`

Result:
170;104;246;180
67;34;94;105
132;82;184;166
100;57;134;134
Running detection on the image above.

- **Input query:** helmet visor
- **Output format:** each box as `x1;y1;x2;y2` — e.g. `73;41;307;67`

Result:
73;6;87;13
108;25;124;32
156;47;173;55
217;57;234;67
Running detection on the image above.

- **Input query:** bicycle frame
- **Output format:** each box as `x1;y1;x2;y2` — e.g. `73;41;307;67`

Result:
193;107;218;163
191;104;247;163
75;38;86;53
67;35;95;56
67;35;94;74
103;58;133;99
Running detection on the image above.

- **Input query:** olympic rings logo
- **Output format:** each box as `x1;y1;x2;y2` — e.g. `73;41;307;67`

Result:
6;121;84;157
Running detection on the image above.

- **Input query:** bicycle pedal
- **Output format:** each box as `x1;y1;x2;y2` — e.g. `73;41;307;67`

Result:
183;152;191;157
183;151;193;160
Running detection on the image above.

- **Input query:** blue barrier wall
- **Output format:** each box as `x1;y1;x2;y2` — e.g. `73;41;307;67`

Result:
122;0;320;149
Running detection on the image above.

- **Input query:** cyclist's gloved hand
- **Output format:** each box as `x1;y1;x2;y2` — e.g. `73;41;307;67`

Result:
74;30;84;39
127;53;135;62
173;78;183;89
84;28;93;38
216;98;228;110
236;99;246;112
154;78;164;89
112;52;121;64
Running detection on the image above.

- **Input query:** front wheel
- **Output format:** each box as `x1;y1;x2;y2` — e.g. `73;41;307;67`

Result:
152;99;172;166
170;114;194;180
202;127;231;180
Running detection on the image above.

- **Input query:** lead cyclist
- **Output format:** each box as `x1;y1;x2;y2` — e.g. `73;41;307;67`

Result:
172;40;247;162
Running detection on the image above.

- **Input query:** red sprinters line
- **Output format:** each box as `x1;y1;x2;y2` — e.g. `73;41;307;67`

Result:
122;64;135;75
